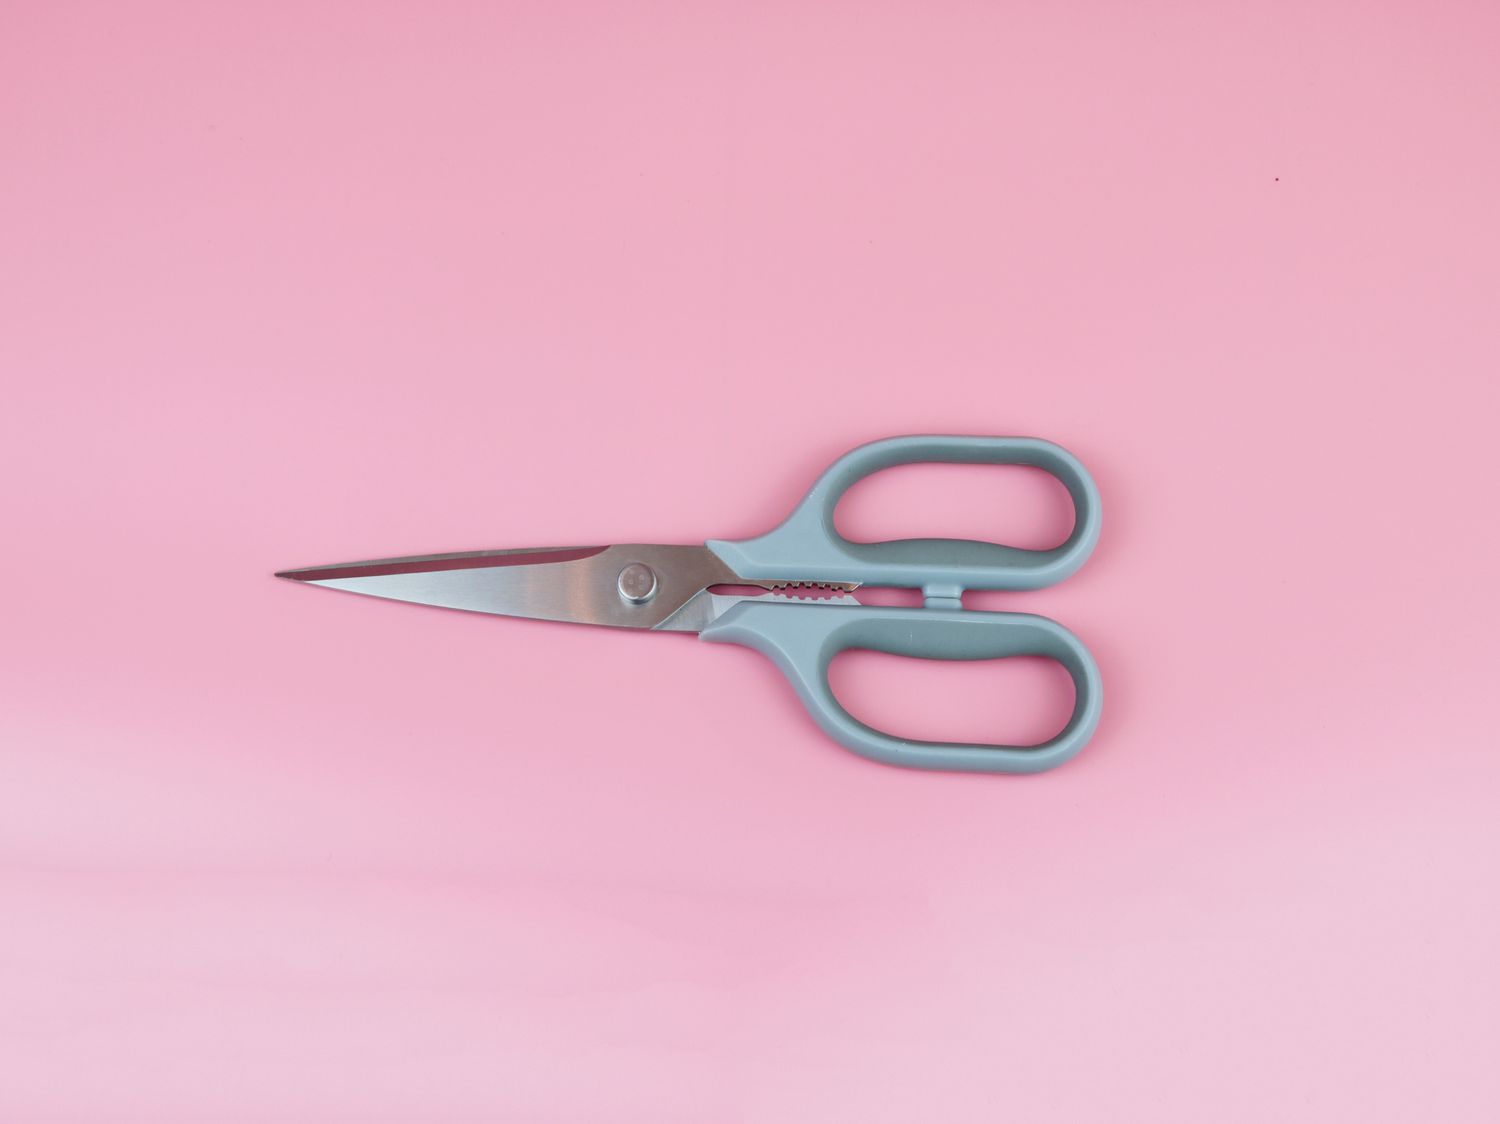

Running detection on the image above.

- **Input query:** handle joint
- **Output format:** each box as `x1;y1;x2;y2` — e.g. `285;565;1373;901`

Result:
922;582;964;610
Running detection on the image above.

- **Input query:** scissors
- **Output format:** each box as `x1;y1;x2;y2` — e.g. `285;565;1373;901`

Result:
277;435;1102;774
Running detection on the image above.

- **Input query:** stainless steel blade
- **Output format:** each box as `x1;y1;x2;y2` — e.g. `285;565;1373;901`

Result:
276;543;745;630
654;587;863;632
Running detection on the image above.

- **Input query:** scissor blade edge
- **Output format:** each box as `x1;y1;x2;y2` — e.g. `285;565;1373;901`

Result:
274;546;607;583
277;543;742;630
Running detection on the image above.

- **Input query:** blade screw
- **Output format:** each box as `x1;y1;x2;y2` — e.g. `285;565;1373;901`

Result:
617;562;658;605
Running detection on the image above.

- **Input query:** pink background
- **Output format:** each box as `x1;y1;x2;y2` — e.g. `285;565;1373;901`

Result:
4;2;1499;1120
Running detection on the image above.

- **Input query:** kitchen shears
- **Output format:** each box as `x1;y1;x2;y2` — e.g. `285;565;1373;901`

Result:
277;435;1102;774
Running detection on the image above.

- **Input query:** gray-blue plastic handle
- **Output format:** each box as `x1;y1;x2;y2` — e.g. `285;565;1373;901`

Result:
699;602;1101;774
706;435;1100;594
700;435;1102;773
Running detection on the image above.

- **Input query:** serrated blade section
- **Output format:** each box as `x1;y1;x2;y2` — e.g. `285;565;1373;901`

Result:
654;586;863;632
761;580;862;597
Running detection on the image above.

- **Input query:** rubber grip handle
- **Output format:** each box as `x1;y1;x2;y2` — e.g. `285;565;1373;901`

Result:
700;601;1101;774
707;435;1101;593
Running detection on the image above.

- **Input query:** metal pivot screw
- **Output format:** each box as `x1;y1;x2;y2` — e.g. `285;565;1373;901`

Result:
616;562;658;605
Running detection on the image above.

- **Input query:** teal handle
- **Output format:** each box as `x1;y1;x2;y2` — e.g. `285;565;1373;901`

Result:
700;601;1100;774
707;435;1101;593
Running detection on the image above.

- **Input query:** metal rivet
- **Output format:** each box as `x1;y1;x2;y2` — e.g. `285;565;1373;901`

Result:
617;562;657;605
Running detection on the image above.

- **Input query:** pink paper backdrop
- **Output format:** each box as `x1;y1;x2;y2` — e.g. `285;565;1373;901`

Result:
4;2;1498;1120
